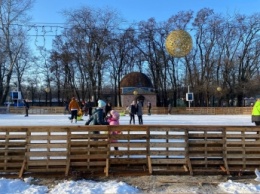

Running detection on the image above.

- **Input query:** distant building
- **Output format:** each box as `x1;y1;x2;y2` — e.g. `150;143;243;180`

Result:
120;72;156;107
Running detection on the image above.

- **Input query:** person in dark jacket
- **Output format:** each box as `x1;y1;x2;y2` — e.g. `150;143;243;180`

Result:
85;99;109;134
136;100;143;125
105;102;112;117
63;100;69;114
128;101;137;124
24;99;29;117
147;101;152;115
85;99;93;117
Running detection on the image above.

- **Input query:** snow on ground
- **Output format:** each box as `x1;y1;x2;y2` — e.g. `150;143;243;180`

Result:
0;113;259;193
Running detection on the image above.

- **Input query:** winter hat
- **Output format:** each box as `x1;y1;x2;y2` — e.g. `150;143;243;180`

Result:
98;100;106;108
110;110;120;120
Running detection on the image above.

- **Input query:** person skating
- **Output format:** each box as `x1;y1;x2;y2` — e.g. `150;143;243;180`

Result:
107;110;121;155
68;97;80;123
252;98;260;126
24;99;29;117
63;100;69;114
147;101;151;115
85;99;93;117
128;101;137;124
105;102;112;117
136;100;143;125
85;99;109;134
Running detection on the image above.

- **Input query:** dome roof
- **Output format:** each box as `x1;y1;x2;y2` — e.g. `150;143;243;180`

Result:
120;72;153;88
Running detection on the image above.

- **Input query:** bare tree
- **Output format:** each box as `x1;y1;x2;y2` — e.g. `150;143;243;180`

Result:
0;0;34;105
107;28;137;106
50;6;122;104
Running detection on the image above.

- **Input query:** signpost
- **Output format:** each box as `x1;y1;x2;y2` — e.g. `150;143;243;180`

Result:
186;86;193;109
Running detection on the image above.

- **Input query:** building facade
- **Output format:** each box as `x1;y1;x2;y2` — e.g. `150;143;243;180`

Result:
120;72;156;108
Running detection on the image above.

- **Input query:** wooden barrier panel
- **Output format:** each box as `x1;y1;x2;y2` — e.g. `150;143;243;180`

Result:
187;126;228;175
0;125;259;177
0;127;27;173
108;125;150;175
149;126;192;175
20;127;69;176
225;126;260;173
67;126;109;176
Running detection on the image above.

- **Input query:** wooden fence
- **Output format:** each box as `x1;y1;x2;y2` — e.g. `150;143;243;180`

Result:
0;125;260;178
7;106;253;115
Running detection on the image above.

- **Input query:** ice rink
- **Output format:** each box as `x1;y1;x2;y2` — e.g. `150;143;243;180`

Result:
0;113;254;126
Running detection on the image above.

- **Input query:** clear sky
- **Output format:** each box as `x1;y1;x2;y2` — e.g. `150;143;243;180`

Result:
31;0;260;24
28;0;260;51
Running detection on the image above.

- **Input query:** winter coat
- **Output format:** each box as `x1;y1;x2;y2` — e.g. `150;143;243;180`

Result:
136;102;143;116
107;110;120;126
24;100;29;109
105;104;112;116
69;99;80;111
252;100;260;122
85;108;108;125
107;110;121;142
107;116;119;125
129;104;137;115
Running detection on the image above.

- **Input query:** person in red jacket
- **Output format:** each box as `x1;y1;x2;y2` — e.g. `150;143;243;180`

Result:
68;97;80;123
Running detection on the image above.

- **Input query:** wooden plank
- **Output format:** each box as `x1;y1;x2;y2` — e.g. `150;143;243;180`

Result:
19;159;26;178
189;147;223;151
109;158;147;164
27;144;68;148
27;161;67;165
151;159;186;164
0;163;25;167
190;160;224;165
70;154;108;159
105;159;109;176
150;142;186;147
150;135;186;139
0;142;26;146
26;168;66;172
147;156;152;174
0;149;26;153
0;156;27;160
28;136;67;140
70;161;106;166
149;151;186;155
25;152;67;156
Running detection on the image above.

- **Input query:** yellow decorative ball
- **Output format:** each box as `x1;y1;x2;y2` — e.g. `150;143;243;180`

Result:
165;30;193;57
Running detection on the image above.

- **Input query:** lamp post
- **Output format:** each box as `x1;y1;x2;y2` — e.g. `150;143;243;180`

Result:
216;86;222;107
133;90;138;103
45;87;50;106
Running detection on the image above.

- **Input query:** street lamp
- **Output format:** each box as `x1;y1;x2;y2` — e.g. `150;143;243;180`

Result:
217;87;222;92
216;87;222;107
45;87;50;106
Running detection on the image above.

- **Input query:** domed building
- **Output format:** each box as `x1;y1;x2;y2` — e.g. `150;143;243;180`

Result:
120;72;156;107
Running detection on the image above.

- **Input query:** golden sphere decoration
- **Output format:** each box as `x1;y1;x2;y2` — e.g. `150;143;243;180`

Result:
133;90;138;95
165;30;193;58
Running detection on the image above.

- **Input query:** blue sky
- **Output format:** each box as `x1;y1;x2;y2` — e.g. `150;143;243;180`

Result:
29;0;259;51
31;0;259;24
